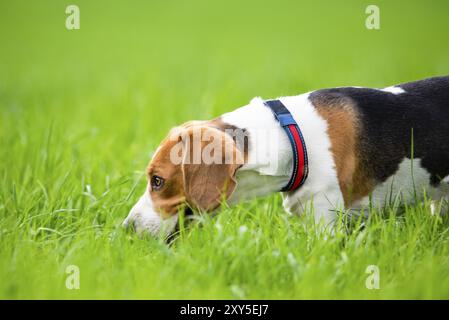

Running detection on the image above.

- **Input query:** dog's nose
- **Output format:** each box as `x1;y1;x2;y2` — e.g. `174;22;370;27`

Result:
122;219;130;228
123;207;139;229
122;217;138;232
122;215;134;229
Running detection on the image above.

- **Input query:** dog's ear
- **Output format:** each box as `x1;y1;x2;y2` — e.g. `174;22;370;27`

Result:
180;126;243;211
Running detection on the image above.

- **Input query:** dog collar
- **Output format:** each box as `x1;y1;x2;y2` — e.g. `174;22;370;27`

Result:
263;99;309;192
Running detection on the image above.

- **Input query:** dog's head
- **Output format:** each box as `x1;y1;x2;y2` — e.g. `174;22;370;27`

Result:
123;121;244;237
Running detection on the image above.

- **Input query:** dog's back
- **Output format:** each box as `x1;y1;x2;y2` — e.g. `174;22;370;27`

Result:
303;76;449;210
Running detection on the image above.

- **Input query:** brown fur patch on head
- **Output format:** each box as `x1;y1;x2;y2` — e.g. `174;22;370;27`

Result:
181;125;243;210
147;138;186;218
310;93;374;206
147;120;245;218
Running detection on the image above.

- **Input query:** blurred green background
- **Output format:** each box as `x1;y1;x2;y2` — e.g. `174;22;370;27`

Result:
2;0;448;140
1;0;449;299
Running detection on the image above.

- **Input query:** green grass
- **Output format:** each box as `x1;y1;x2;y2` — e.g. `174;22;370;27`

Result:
1;0;449;299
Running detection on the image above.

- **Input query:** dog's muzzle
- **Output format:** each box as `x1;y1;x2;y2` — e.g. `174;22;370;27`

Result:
123;191;178;237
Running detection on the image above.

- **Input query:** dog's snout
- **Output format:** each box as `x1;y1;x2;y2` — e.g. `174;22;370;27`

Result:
123;210;140;230
124;192;178;237
122;216;132;229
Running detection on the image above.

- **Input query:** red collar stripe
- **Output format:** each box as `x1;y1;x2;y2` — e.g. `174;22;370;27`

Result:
263;100;309;192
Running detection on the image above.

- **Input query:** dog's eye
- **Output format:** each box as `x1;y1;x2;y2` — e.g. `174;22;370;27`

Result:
151;175;165;191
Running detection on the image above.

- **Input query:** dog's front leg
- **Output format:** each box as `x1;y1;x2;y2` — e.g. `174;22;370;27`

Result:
283;187;344;230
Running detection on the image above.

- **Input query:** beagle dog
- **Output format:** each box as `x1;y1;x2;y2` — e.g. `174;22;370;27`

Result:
124;75;449;237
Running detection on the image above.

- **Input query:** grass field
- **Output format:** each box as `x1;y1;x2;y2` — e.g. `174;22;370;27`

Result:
1;0;449;299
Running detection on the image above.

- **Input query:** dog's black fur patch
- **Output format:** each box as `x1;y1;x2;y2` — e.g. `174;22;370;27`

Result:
309;75;449;186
